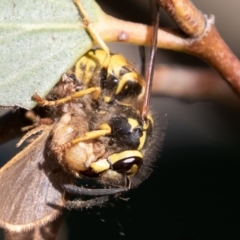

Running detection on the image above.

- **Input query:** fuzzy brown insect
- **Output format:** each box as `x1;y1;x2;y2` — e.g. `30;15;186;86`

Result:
0;0;161;233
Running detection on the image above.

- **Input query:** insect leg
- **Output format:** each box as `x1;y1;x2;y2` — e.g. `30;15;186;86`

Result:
64;184;125;196
53;128;111;152
65;196;111;209
32;87;101;107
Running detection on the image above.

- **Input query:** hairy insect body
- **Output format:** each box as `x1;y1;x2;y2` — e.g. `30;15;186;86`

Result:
20;46;152;197
46;52;154;187
0;0;160;233
53;49;154;187
50;112;105;177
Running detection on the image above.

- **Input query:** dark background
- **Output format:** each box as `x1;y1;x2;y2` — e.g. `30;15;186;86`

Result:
1;0;240;239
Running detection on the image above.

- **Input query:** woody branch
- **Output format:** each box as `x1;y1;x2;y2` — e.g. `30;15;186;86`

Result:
96;0;240;96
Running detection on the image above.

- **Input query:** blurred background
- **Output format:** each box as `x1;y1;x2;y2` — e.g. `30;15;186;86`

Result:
1;0;240;239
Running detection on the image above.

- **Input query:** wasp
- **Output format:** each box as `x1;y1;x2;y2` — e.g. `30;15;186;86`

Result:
0;0;161;233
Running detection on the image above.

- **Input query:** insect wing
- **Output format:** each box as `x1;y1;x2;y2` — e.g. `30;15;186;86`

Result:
0;130;67;232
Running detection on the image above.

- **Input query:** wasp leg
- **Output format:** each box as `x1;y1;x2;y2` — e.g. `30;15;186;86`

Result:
65;196;111;209
71;129;110;144
73;0;110;55
53;128;111;152
32;87;101;107
64;184;125;196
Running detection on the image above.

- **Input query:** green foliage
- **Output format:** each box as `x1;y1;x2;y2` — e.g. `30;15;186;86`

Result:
0;0;101;109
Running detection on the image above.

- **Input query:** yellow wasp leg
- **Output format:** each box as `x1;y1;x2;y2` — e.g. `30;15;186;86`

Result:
54;123;111;152
32;87;101;107
71;129;111;144
54;129;111;153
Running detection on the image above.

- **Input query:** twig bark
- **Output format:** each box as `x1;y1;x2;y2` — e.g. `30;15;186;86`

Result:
95;2;240;96
157;0;206;37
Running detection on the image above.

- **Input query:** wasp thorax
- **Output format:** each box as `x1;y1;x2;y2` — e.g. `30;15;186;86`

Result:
102;53;145;103
72;49;145;104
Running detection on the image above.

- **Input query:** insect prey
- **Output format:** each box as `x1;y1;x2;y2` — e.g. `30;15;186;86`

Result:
0;0;161;233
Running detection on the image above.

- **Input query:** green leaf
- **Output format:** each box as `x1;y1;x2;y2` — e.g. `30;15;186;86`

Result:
0;0;102;109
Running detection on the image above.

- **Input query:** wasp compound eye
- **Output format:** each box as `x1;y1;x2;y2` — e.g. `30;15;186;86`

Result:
108;150;143;175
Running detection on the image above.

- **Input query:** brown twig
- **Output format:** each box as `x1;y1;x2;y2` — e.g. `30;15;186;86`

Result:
157;0;206;37
95;4;240;97
156;0;240;95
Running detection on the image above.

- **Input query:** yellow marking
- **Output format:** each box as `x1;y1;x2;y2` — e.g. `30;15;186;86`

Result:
108;54;128;79
97;123;111;132
127;118;139;129
104;96;111;103
98;110;106;114
138;131;146;150
92;87;101;100
117;102;133;107
74;1;112;82
115;72;138;94
74;52;96;85
142;115;153;131
147;114;154;126
71;129;111;145
94;49;111;69
90;159;110;173
138;116;153;150
108;150;142;165
128;164;139;175
74;49;110;85
143;121;149;130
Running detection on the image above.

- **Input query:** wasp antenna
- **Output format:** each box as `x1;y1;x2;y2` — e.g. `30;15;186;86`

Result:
141;1;160;120
74;0;110;55
64;184;125;196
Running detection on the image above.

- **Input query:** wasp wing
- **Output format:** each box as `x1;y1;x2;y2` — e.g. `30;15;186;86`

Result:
0;130;70;232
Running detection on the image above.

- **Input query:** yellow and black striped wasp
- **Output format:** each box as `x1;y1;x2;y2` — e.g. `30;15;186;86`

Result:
0;0;161;232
